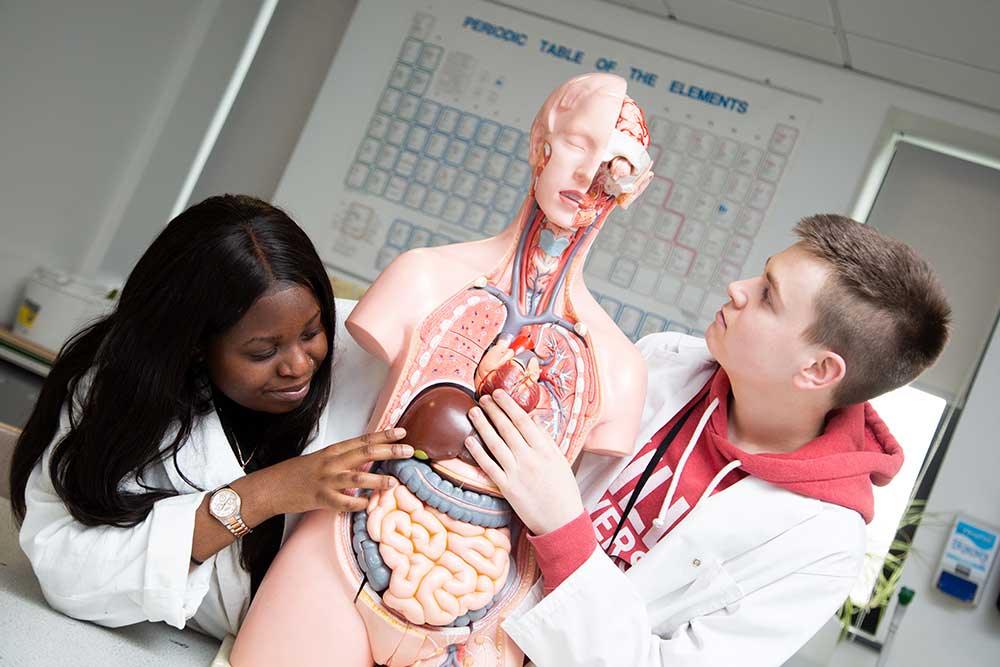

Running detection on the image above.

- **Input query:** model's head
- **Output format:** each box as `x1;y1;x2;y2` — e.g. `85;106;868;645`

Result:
706;214;950;409
10;194;336;526
529;74;654;229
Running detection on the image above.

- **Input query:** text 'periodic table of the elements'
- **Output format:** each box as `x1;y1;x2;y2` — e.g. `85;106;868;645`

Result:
275;0;814;338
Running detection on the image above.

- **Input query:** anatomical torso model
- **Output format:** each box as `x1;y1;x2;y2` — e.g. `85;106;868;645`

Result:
231;73;655;667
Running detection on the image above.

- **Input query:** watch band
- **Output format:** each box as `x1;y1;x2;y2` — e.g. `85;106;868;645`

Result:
223;515;251;537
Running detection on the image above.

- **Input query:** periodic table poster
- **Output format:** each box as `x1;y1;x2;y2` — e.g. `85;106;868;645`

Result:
275;0;815;337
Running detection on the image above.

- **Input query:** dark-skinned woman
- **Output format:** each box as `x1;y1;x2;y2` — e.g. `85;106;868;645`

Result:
9;195;405;639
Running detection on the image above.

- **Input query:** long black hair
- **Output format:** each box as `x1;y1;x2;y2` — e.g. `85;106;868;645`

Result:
9;194;336;526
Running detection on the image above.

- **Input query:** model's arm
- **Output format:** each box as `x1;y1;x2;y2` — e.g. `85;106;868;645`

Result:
502;541;859;667
581;343;647;457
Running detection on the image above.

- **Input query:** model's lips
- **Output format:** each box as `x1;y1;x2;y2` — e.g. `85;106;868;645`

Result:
559;190;584;206
269;379;310;401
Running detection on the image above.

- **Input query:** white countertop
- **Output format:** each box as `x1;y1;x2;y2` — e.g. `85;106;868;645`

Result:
0;497;224;666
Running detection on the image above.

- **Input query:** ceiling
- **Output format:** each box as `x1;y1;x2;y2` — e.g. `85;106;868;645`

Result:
604;0;1000;112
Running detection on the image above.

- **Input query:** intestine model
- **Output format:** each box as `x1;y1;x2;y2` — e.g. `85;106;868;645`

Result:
231;73;654;667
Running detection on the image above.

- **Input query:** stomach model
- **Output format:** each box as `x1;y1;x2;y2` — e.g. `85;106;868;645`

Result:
331;204;602;667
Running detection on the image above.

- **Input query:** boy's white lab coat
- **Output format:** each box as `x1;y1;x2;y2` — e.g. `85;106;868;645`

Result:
503;333;867;667
18;300;385;640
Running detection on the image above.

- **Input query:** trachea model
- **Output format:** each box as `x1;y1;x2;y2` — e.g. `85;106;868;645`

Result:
232;74;654;667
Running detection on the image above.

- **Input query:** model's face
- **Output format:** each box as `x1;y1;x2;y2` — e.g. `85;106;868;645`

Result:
206;283;328;414
705;244;831;391
534;92;623;229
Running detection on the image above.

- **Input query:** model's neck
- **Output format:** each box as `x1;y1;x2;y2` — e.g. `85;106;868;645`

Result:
524;218;576;314
727;381;829;455
515;200;613;317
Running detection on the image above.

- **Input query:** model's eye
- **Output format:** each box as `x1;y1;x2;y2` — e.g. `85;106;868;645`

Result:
249;349;276;361
302;328;322;341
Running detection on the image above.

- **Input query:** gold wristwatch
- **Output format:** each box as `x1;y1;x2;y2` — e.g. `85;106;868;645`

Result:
209;486;251;537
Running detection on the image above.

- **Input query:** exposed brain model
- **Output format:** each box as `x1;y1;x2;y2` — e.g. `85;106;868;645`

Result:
232;74;654;667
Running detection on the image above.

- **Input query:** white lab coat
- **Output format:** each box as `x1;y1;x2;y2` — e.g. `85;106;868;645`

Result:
503;332;867;667
18;299;387;640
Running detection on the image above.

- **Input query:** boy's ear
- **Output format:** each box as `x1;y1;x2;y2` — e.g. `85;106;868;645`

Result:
795;350;846;392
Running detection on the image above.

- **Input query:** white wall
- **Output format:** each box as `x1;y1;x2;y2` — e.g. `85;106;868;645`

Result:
0;0;265;324
189;0;359;204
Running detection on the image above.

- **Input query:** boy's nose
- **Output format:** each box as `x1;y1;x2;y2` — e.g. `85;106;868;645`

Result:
727;280;749;309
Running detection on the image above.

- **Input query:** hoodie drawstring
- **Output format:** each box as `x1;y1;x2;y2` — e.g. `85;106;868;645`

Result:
652;398;739;528
696;459;743;508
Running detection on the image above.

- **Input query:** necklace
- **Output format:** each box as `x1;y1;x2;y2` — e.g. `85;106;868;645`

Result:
230;428;256;470
215;402;258;470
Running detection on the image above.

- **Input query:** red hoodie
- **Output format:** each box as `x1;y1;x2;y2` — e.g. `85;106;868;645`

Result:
530;368;904;593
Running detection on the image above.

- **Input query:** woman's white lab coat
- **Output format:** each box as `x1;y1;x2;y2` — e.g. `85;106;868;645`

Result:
18;300;386;640
503;332;867;667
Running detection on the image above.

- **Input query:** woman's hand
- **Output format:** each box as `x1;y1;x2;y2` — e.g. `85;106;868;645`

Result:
263;428;413;515
465;390;584;535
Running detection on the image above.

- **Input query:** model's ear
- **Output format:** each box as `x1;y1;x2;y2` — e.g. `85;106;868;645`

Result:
795;350;846;392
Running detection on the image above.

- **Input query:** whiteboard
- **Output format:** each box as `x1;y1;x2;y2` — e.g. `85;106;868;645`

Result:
274;0;815;337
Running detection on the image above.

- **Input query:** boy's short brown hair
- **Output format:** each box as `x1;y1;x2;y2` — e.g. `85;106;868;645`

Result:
795;214;951;407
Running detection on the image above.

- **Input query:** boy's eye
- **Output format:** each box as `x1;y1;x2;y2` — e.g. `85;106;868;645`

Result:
761;284;771;305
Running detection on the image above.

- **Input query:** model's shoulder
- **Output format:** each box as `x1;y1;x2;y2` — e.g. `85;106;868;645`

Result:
363;247;454;304
593;340;645;423
383;246;445;276
577;304;645;381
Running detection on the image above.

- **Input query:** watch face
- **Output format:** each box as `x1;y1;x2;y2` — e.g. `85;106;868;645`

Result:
210;489;239;518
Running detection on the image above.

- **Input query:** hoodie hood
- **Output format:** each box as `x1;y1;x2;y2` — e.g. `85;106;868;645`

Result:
706;370;904;524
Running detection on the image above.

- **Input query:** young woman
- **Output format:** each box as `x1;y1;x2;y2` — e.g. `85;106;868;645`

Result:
9;194;410;639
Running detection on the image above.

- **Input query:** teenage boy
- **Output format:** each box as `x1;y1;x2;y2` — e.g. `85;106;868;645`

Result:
466;214;950;666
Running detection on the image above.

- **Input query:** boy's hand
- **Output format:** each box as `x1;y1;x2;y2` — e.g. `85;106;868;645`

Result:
466;390;584;535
